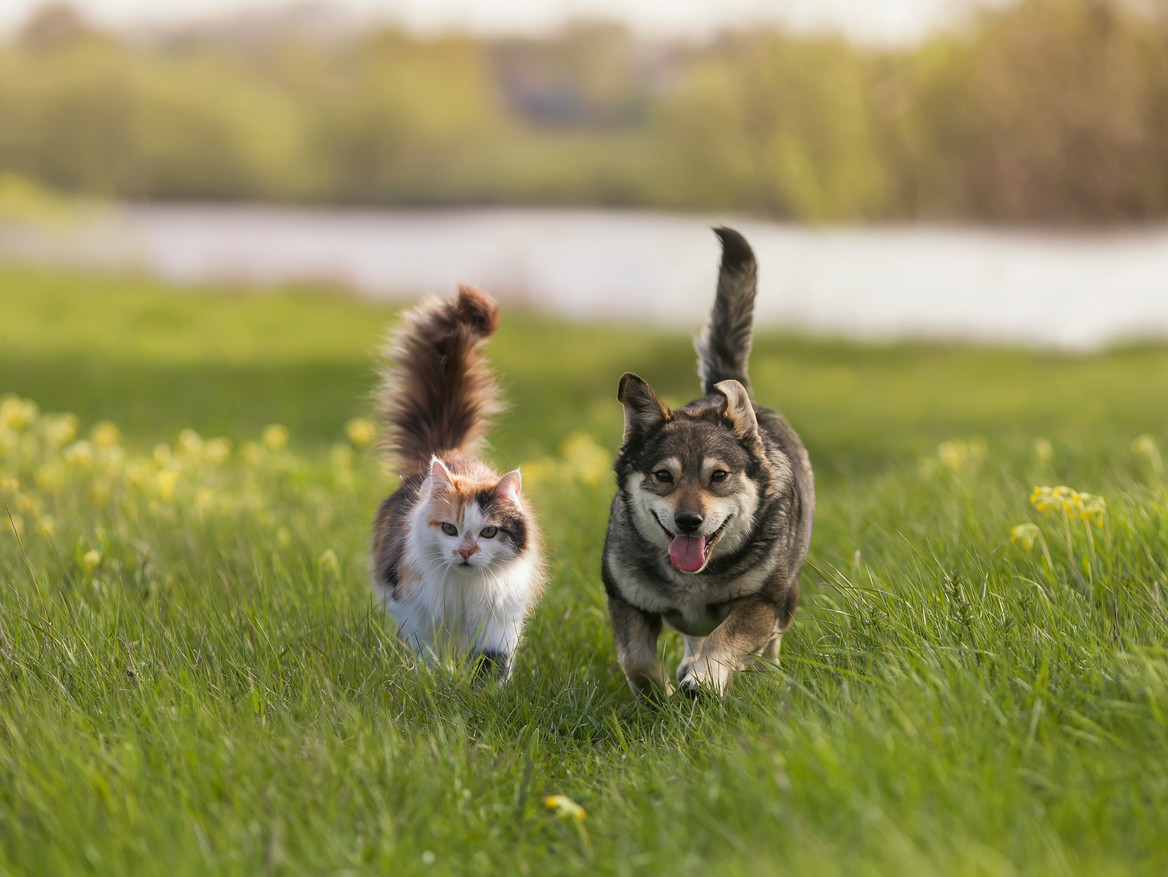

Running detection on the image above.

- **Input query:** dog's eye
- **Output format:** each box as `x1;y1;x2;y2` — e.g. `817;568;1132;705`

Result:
653;470;673;484
441;522;458;536
711;470;729;483
480;526;498;538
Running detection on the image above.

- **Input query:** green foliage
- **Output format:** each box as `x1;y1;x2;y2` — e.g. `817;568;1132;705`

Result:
2;266;1168;873
2;1;1168;222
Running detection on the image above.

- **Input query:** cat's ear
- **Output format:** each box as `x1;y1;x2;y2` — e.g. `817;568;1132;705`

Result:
494;469;522;505
429;457;455;495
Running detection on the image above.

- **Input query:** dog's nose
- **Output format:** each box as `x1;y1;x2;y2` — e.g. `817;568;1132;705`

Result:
674;512;703;534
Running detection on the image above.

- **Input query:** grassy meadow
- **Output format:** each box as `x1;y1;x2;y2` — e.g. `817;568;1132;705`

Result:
1;263;1167;874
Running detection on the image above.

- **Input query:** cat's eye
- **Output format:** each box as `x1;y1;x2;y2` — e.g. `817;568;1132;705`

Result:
480;526;498;538
711;470;729;483
653;470;673;483
441;522;458;536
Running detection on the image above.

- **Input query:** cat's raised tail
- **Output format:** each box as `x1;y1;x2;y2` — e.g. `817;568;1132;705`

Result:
377;285;503;475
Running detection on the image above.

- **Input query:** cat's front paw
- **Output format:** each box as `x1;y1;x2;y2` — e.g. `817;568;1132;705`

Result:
677;658;731;698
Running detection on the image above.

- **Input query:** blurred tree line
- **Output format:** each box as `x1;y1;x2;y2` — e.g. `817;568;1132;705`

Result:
2;0;1167;224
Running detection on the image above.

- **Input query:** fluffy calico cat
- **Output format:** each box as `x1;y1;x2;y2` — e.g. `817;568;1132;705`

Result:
370;285;542;680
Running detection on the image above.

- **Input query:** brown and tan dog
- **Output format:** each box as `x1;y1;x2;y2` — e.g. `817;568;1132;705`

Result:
601;228;815;698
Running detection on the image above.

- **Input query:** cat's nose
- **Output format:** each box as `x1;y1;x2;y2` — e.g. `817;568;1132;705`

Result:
674;512;703;534
458;545;477;561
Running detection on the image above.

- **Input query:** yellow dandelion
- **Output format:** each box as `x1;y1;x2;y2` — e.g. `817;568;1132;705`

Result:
153;443;172;466
79;549;101;574
0;477;17;492
90;421;121;449
545;795;587;821
262;424;289;452
345;418;375;448
34;515;57;539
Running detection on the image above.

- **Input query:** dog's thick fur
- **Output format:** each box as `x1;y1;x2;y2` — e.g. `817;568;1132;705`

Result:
601;228;815;698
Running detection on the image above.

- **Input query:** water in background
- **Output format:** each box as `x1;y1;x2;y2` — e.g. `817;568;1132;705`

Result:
7;204;1168;350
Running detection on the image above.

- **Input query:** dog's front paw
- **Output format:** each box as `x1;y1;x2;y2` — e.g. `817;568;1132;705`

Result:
677;658;732;698
676;654;699;684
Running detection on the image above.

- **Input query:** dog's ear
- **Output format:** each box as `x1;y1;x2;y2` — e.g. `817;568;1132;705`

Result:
618;373;670;443
713;380;759;442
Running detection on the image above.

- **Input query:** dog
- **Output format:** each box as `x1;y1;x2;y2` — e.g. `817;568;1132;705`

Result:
601;227;815;698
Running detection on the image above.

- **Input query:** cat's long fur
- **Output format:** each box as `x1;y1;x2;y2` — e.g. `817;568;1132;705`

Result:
370;285;542;679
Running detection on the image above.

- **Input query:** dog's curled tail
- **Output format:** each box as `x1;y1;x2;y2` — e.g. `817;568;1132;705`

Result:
376;284;503;474
696;226;758;395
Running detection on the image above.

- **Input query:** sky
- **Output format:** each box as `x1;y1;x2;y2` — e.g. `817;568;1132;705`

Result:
0;0;1013;45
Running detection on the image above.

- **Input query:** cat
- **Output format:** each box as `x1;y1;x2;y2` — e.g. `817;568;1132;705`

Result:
370;284;543;680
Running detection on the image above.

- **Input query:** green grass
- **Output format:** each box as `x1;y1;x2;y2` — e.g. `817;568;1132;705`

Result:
1;263;1167;875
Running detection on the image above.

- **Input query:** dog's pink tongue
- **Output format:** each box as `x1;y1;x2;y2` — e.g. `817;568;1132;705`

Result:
669;535;707;572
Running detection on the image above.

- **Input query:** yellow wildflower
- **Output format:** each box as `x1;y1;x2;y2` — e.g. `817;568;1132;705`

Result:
86;481;112;509
34;515;56;539
317;549;339;575
41;413;79;448
79;549;101;574
177;429;203;457
545;795;587;821
153;469;179;501
345;418;375;448
0;395;38;430
124;460;152;489
262;424;289;452
1132;434;1160;459
240;441;263;463
1010;523;1039;552
16;491;42;515
1131;434;1163;475
204;437;231;465
90;421;121;449
34;462;66;492
0;477;17;492
63;440;94;467
153;444;172;466
1034;438;1053;463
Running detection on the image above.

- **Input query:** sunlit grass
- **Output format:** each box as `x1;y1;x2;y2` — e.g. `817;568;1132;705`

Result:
2;267;1167;874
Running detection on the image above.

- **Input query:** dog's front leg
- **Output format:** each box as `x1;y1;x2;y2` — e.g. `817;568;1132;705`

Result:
678;594;784;697
608;593;671;699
